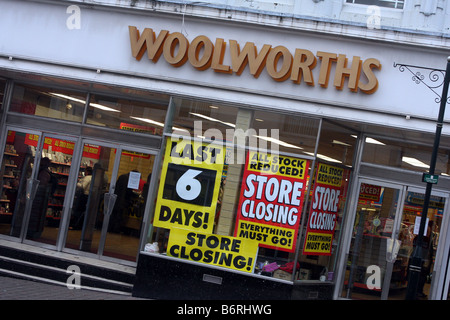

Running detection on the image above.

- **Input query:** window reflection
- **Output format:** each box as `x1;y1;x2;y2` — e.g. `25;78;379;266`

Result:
362;136;450;175
171;98;239;138
252;110;319;157
10;84;86;122
316;120;358;167
86;94;169;135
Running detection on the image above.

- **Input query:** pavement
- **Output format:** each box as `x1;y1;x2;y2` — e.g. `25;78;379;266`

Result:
0;275;147;300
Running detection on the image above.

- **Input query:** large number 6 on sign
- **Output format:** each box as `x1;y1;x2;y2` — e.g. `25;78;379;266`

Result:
176;169;202;201
165;163;216;206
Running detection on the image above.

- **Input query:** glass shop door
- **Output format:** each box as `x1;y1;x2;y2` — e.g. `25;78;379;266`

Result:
64;140;157;263
0;128;79;248
387;187;448;300
341;178;449;300
341;179;405;300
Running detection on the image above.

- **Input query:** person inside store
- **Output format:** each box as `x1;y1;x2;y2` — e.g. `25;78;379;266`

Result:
70;167;93;230
407;222;433;298
417;222;433;298
109;170;142;233
28;157;58;238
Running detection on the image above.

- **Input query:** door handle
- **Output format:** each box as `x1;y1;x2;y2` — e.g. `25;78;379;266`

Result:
104;193;117;217
25;178;40;201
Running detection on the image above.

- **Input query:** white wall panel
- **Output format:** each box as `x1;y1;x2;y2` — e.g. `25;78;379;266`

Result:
0;0;449;130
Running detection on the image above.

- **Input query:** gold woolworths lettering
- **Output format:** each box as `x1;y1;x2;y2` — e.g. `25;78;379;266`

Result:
129;26;382;94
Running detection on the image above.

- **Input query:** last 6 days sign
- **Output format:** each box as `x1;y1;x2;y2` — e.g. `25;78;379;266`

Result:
153;137;224;234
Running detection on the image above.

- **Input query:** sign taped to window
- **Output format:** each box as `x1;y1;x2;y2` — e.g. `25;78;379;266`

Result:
153;137;225;234
303;163;346;256
234;151;309;252
167;228;258;273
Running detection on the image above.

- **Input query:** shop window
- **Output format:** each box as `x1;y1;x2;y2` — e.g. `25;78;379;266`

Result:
316;120;358;167
144;104;334;283
0;79;6;113
362;134;450;175
294;120;354;282
86;94;169;136
298;162;352;281
251;110;319;157
9;83;86;122
170;97;239;138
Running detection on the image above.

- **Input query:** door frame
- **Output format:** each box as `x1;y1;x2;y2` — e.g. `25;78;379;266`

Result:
0;126;42;244
405;186;450;300
339;177;407;299
0;126;81;250
22;131;81;250
1;126;161;265
59;138;160;265
337;174;450;300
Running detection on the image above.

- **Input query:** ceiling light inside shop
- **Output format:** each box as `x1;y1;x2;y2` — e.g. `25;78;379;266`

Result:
366;137;385;145
316;153;342;163
90;102;121;112
402;156;429;169
49;93;121;113
189;112;236;128
49;93;87;106
305;152;342;163
254;135;303;150
332;139;352;147
130;116;165;127
130;116;189;133
350;135;385;145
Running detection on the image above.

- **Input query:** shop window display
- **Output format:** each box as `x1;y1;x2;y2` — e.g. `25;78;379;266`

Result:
142;99;353;283
9;83;86;122
316;120;358;167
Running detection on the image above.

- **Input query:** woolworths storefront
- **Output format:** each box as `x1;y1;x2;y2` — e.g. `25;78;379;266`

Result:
1;0;450;300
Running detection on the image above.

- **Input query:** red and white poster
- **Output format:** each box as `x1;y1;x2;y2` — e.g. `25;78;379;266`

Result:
234;151;309;252
303;163;347;256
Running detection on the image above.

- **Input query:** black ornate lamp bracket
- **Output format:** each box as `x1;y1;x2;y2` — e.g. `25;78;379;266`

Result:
393;62;450;104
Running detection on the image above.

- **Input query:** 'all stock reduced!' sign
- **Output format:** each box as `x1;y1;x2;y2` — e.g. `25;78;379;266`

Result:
234;151;309;252
303;163;345;256
153;137;225;234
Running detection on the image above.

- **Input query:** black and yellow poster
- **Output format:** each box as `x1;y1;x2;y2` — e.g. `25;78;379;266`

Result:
303;163;346;256
167;228;258;273
153;137;225;234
